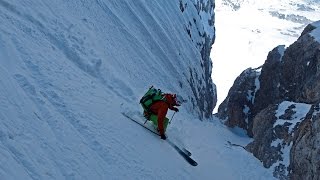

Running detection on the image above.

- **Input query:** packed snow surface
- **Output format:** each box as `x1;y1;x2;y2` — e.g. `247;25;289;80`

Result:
0;0;275;179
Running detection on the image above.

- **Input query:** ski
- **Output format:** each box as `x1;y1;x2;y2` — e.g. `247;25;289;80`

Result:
182;148;192;157
121;112;159;136
122;112;198;166
167;139;198;166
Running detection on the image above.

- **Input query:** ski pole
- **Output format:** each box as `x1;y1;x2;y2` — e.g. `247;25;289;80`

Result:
169;112;176;124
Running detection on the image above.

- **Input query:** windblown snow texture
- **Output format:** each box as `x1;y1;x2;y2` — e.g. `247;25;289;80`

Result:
0;0;274;179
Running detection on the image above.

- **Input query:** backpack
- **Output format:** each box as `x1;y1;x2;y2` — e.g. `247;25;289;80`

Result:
139;86;165;113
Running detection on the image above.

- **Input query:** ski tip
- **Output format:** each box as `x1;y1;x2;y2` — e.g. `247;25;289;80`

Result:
188;159;198;166
182;148;192;157
192;162;198;166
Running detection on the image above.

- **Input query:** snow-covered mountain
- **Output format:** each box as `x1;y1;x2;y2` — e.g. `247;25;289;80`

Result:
217;21;320;179
212;0;320;112
0;0;276;179
213;1;320;178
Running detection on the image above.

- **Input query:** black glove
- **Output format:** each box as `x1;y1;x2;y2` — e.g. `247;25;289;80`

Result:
173;107;179;112
160;134;167;140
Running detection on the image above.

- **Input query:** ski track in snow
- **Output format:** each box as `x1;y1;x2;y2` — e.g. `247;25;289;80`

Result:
0;0;276;179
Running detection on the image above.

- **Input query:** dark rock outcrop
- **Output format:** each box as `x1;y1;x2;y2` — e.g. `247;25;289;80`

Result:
280;24;320;104
216;67;260;136
218;21;320;130
252;45;285;115
245;104;280;168
217;45;286;136
290;104;320;180
246;102;313;179
217;21;320;179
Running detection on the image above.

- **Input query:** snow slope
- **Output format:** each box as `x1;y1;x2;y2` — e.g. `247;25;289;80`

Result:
212;0;320;112
0;0;274;179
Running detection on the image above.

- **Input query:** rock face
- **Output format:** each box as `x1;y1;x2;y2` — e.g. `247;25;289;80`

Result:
180;0;216;119
252;45;285;117
290;104;320;180
216;44;287;136
245;104;279;169
195;0;217;119
218;21;320;130
281;24;320;104
246;102;313;179
217;21;320;179
216;67;260;136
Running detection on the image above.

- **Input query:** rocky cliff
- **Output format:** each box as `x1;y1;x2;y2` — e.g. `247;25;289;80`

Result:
217;21;320;179
180;0;216;118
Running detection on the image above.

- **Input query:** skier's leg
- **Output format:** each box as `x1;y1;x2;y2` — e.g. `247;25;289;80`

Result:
150;114;158;130
164;117;169;130
150;115;168;133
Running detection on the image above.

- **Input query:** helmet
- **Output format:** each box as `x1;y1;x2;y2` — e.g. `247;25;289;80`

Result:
173;94;184;106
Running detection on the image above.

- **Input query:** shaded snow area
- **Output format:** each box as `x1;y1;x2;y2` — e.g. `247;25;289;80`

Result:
0;0;274;179
271;101;312;177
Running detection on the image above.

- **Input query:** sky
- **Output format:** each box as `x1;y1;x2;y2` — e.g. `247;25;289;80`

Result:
211;0;320;112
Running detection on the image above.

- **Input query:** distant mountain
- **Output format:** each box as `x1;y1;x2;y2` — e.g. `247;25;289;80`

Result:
217;0;320;36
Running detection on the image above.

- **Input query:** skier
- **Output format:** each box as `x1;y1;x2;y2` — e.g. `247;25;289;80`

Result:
143;92;183;140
